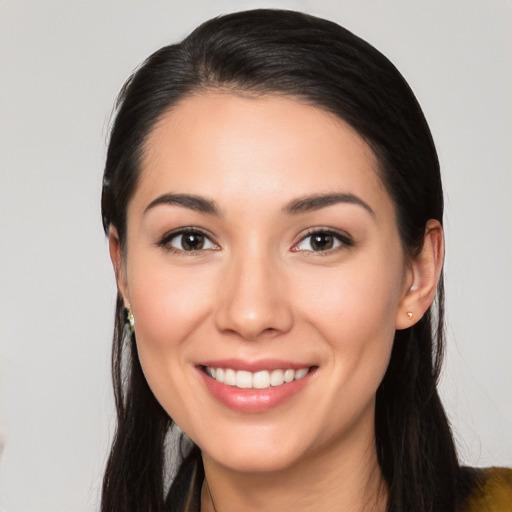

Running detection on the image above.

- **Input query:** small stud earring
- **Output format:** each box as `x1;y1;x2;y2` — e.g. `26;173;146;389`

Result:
407;312;413;319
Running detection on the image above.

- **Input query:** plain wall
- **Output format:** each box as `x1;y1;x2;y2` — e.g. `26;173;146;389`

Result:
0;1;510;510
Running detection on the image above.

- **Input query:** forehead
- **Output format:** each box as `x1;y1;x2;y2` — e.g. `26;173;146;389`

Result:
134;92;391;219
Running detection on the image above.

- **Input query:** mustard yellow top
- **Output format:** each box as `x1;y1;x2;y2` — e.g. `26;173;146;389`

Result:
170;463;512;511
458;467;512;512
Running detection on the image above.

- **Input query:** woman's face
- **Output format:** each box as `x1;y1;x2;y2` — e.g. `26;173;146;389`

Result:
116;93;414;473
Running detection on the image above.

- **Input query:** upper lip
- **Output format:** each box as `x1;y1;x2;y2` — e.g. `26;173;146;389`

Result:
197;358;314;372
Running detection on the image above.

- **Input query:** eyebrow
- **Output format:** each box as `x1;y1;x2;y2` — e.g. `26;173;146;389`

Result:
144;193;221;216
283;193;375;217
144;192;375;218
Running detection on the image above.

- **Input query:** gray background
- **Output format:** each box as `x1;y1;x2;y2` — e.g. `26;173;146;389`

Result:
1;1;511;510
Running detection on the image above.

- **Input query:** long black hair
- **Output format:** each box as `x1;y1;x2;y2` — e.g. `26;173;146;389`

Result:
101;9;466;512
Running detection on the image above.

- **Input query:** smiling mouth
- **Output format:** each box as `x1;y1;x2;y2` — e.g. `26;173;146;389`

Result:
201;366;315;390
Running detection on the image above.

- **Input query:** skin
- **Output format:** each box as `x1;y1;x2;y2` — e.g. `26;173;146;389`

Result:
110;93;444;512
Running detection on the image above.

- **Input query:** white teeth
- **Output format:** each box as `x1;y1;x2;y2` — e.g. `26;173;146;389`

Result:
205;366;311;389
253;370;270;389
294;368;309;380
224;368;236;386
270;369;284;386
236;370;252;389
283;369;295;383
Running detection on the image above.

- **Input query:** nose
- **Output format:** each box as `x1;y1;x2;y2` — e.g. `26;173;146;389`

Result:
214;252;293;340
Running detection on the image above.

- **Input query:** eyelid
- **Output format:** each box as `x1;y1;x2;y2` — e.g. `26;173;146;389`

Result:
291;227;353;253
157;226;219;252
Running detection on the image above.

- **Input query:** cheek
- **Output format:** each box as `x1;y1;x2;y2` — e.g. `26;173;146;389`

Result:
293;255;403;378
126;259;220;428
129;259;214;345
296;256;402;333
126;256;217;404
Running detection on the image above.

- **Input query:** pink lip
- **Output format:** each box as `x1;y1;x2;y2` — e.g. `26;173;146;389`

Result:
196;362;316;413
198;358;311;372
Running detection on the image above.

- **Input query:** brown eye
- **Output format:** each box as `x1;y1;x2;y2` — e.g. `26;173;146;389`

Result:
310;233;334;251
294;230;352;252
181;232;205;250
162;230;218;252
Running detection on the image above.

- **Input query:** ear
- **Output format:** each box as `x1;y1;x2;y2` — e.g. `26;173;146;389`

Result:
395;219;444;330
108;226;130;309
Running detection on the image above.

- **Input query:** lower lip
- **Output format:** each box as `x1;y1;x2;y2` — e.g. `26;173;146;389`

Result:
198;368;314;413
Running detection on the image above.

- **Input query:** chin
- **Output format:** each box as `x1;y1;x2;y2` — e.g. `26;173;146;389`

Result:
204;445;301;474
191;424;304;474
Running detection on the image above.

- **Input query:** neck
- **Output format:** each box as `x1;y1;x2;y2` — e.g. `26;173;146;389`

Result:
200;416;387;512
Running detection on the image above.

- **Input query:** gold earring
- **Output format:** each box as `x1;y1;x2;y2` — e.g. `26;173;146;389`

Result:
407;312;413;319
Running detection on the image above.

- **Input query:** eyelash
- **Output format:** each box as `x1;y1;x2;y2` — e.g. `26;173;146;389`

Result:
293;228;354;255
157;227;219;254
157;227;354;255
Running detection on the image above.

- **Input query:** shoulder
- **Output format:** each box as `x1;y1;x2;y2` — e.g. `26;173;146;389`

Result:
457;467;512;512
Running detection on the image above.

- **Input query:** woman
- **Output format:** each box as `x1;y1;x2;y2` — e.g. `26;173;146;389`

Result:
100;9;511;512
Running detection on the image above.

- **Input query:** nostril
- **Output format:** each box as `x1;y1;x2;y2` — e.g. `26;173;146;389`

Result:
213;281;294;340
